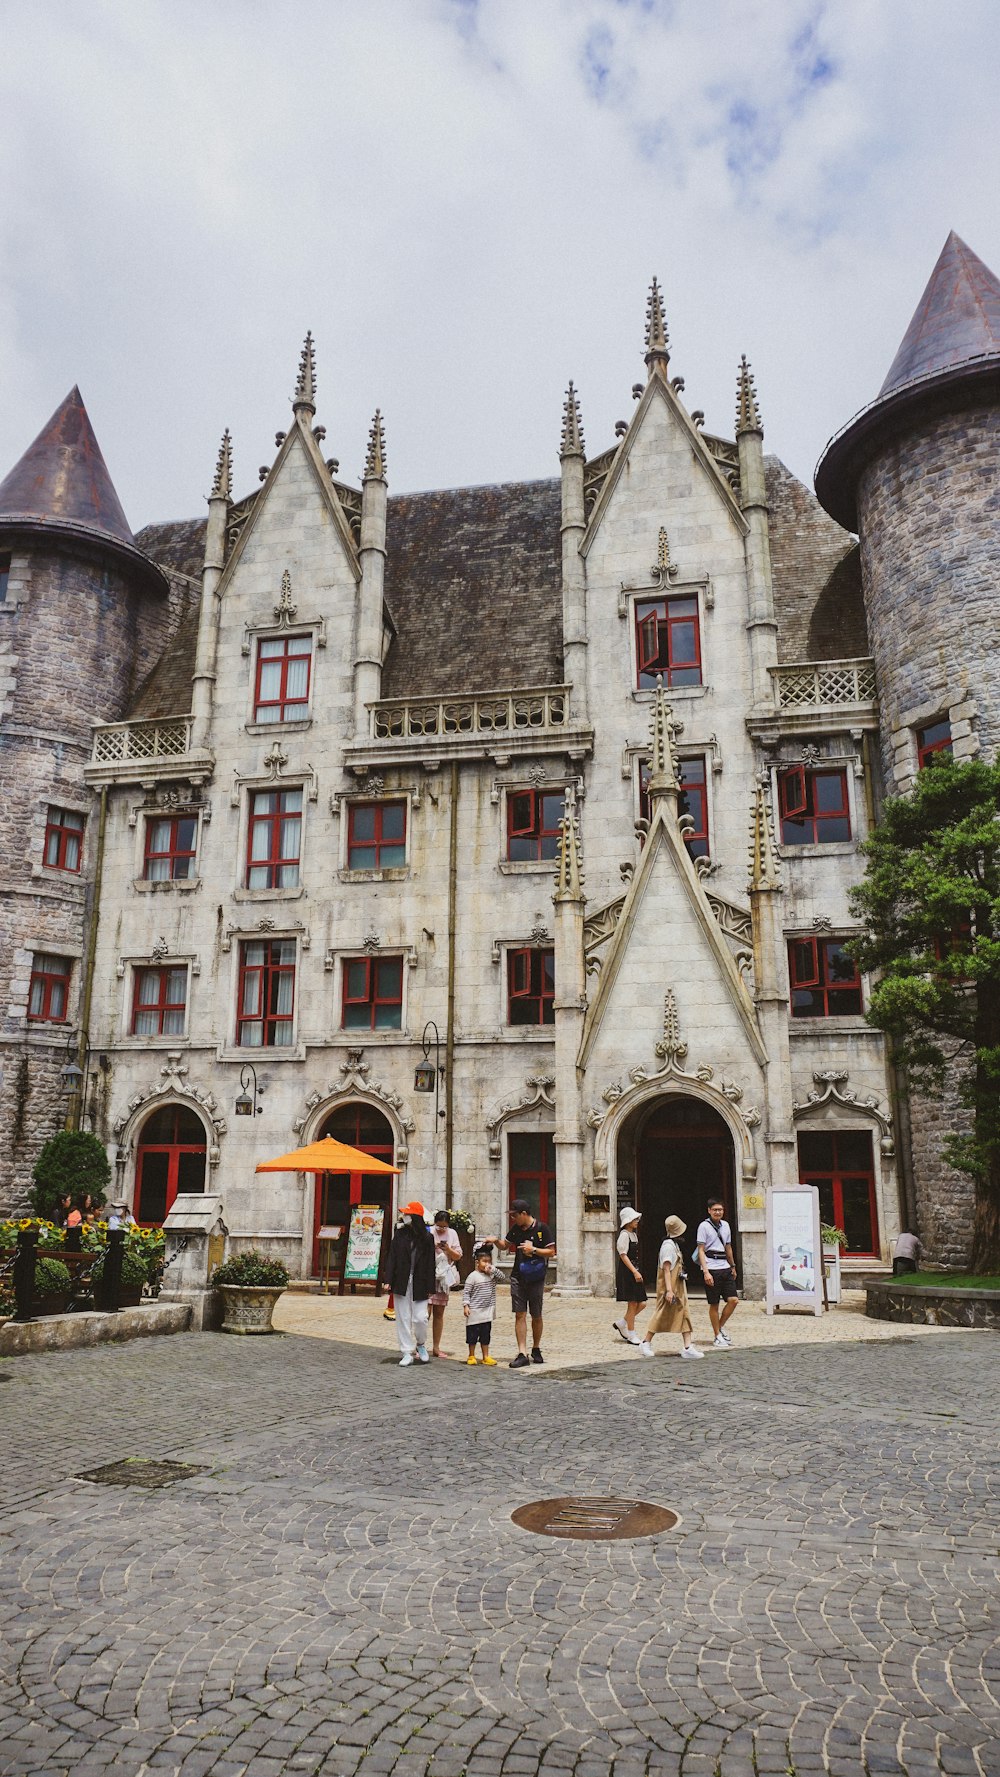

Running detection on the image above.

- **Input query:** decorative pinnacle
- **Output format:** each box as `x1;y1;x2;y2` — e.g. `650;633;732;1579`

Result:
654;989;688;1066
211;428;232;501
293;331;316;415
560;381;585;458
646;675;680;800
644;277;670;377
554;784;585;902
748;782;781;892
736;354;762;435
364;409;387;480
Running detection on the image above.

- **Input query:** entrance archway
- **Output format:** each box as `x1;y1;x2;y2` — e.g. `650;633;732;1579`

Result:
622;1095;737;1284
311;1101;395;1277
135;1104;207;1226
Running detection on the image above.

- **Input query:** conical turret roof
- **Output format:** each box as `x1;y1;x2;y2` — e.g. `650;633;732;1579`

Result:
0;386;135;545
880;231;1000;394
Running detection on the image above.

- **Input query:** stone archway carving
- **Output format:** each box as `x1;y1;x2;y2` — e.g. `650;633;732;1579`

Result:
293;1048;415;1164
792;1070;895;1158
586;992;760;1184
485;1075;556;1162
112;1052;225;1186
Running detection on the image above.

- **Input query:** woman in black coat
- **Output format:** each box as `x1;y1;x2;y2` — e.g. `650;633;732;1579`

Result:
386;1201;436;1366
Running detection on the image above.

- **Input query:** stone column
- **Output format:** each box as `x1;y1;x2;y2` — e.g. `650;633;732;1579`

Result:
191;431;230;751
552;789;587;1290
748;784;797;1189
559;384;588;723
736;360;778;715
353;410;387;737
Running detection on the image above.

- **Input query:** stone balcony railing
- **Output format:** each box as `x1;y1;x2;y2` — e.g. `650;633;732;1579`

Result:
85;716;212;786
770;658;877;711
371;686;571;740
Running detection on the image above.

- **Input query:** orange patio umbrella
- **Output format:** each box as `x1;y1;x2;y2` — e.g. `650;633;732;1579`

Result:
256;1135;400;1178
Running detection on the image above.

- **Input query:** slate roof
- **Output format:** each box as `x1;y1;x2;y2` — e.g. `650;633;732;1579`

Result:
0;387;135;546
880;231;1000;395
132;458;861;717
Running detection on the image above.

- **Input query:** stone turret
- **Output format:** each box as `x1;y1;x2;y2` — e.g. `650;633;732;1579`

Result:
0;389;167;1208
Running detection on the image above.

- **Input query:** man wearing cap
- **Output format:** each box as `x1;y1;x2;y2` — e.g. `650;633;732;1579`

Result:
483;1199;555;1369
386;1201;436;1366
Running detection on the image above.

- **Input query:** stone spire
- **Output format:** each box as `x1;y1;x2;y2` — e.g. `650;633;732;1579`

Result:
560;381;585;459
554;786;585;902
211;428;232;501
646;675;680;800
364;409;387;481
292;331;316;417
748;783;781;892
735;355;762;436
644;277;670;379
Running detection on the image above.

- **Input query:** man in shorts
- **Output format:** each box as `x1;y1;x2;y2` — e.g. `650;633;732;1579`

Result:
487;1198;555;1369
696;1197;739;1348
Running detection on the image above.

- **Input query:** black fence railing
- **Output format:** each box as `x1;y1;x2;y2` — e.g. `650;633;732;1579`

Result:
7;1227;131;1324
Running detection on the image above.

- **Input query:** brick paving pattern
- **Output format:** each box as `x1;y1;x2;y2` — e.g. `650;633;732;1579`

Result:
0;1326;998;1776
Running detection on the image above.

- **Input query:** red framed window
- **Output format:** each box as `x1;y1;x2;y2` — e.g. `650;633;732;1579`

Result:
635;595;701;689
788;937;863;1018
798;1130;878;1257
238;939;296;1047
507;788;564;862
347;801;406;871
247;788;302;889
778;766;851;845
43;806;85;872
507;947;555;1026
132;966;187;1037
639;756;709;858
135;1105;207;1226
916;717;952;769
342;955;404;1030
28;953;71;1023
144;814;197;881
254;634;312;723
508;1131;557;1240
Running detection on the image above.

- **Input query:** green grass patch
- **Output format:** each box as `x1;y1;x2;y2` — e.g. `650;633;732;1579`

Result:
899;1272;1000;1290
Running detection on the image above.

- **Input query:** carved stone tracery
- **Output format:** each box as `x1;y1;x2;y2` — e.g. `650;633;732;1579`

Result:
293;1049;415;1162
485;1074;556;1162
112;1053;227;1179
793;1070;894;1156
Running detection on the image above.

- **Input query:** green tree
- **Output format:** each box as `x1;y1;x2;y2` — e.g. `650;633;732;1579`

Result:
850;755;1000;1273
30;1130;110;1220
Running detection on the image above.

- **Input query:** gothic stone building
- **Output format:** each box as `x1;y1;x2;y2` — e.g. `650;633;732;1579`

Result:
2;231;994;1292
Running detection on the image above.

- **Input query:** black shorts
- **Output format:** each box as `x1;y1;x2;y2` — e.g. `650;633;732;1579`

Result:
466;1321;492;1346
704;1271;738;1306
510;1275;545;1318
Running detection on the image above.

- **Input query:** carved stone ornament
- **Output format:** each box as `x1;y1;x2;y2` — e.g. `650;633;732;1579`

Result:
650;525;678;586
529;920;550;945
150;935;169;962
485;1075;555;1162
362;772;385;797
262;741;288;779
112;1052;227;1169
292;1048;415;1149
274;569;298;626
813;914;833;932
586;992;761;1183
363;928;381;953
792;1070;895;1157
222;920;309;953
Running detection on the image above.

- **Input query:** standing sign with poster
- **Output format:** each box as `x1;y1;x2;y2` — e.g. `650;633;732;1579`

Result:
766;1186;822;1315
344;1204;385;1282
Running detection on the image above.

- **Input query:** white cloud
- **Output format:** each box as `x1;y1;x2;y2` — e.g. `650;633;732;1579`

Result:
0;0;996;524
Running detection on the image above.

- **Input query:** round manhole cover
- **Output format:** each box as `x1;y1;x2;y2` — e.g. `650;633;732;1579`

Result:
511;1496;678;1541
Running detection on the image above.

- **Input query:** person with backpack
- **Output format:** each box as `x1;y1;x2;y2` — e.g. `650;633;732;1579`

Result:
386;1201;436;1367
696;1197;739;1348
483;1198;555;1369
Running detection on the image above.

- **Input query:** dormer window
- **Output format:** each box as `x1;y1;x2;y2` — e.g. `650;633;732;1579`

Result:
635;595;701;689
254;634;312;723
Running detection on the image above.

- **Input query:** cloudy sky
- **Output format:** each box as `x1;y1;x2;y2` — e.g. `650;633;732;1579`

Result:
0;0;996;528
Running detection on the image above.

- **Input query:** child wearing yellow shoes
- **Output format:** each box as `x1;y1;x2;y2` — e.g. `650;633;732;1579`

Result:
463;1244;498;1365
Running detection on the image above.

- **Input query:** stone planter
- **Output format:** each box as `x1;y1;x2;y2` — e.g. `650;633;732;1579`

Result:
32;1290;70;1317
217;1283;285;1334
866;1280;1000;1329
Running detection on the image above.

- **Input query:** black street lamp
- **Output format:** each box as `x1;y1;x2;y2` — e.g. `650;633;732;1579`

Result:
235;1062;264;1117
414;1022;446;1125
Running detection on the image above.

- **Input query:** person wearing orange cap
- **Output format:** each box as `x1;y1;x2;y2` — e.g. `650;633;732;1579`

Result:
386;1202;436;1366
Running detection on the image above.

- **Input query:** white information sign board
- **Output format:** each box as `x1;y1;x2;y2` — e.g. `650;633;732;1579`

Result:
765;1186;823;1316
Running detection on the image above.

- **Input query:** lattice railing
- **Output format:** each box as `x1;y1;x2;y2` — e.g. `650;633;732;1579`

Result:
371;687;570;741
91;716;192;764
771;659;876;711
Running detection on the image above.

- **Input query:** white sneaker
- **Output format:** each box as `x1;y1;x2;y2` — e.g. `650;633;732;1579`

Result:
713;1334;729;1349
399;1353;414;1367
637;1341;655;1357
612;1318;633;1344
416;1345;430;1364
719;1330;733;1347
681;1345;704;1359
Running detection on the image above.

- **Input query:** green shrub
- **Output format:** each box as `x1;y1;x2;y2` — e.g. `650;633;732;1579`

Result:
30;1132;110;1220
211;1250;289;1288
34;1256;72;1294
92;1249;147;1288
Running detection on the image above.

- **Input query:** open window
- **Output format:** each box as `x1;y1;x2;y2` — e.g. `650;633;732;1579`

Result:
778;766;851;845
788;937;863;1018
507;948;555;1025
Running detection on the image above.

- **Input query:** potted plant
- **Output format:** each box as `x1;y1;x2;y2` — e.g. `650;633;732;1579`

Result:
448;1208;477;1282
821;1224;847;1305
210;1250;289;1334
33;1254;73;1315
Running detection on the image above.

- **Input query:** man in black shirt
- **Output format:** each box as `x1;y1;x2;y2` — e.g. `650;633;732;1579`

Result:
485;1198;556;1368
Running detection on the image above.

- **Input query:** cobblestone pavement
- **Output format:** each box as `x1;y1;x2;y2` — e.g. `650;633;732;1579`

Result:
0;1326;998;1777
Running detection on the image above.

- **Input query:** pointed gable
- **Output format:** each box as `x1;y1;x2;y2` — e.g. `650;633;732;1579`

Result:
880;232;1000;394
0;386;135;545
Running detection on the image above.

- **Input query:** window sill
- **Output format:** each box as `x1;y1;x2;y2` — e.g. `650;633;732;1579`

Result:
116;1035;191;1049
132;877;202;893
244;719;312;737
788;1019;876;1036
217;1044;307;1063
338;867;409;884
778;842;858;858
499;1027;556;1040
31;865;85;886
231;885;304;902
632;685;706;702
338;1027;407;1040
497;859;558;875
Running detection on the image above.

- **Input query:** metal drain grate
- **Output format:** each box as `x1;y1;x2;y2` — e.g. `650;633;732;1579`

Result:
76;1458;208;1489
511;1496;678;1540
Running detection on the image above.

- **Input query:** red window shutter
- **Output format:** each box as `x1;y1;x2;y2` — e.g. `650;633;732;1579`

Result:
789;938;819;988
637;610;660;674
509;792;535;838
779;766;808;820
510;949;532;997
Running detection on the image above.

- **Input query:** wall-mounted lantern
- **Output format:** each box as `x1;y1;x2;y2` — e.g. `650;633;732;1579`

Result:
235;1062;263;1117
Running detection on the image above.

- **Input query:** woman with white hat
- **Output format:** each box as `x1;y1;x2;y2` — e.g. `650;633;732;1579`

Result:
613;1206;647;1345
639;1215;703;1358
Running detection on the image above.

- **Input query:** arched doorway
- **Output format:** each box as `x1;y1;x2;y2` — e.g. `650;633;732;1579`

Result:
311;1101;395;1277
625;1095;737;1283
134;1104;207;1226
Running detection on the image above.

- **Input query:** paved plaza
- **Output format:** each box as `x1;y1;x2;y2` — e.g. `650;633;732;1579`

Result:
0;1315;997;1777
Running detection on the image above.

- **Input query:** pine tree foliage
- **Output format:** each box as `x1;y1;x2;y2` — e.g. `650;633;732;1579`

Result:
850;756;1000;1272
